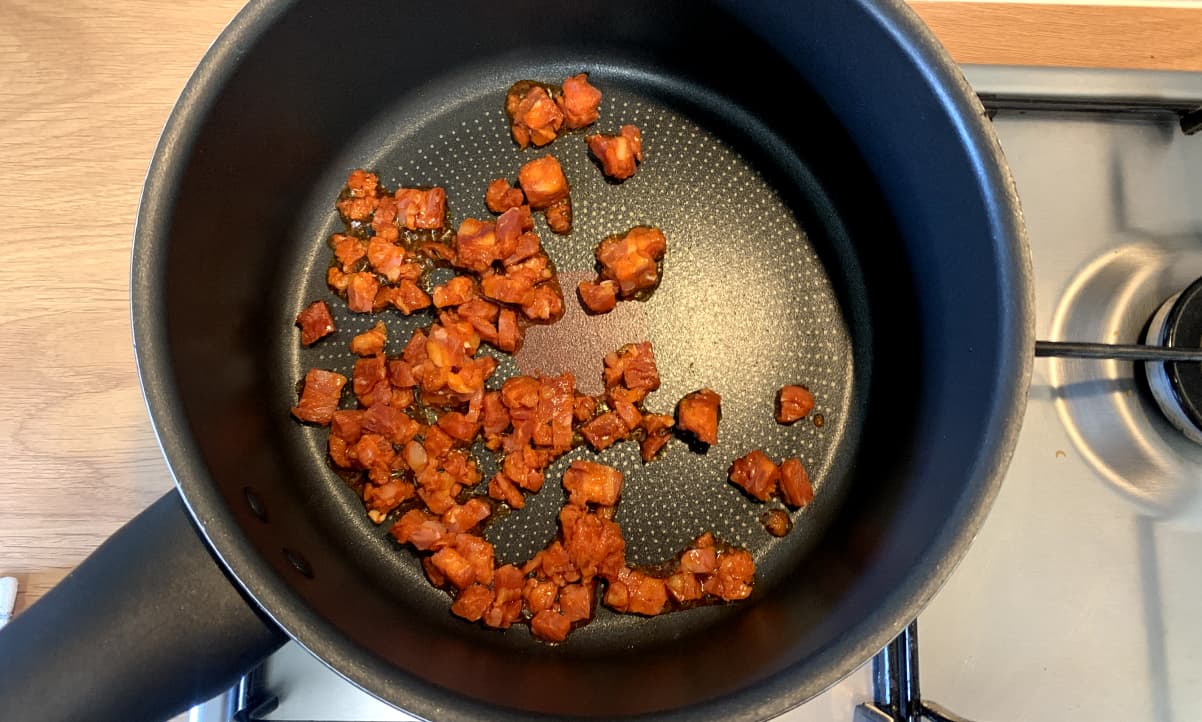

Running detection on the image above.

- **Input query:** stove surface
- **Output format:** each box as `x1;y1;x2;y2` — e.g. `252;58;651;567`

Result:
188;66;1202;722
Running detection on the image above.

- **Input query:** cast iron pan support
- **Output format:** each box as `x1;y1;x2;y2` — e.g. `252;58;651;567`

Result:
859;621;973;722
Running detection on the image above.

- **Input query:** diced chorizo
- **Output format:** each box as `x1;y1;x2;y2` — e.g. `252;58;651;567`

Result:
331;234;368;270
776;385;815;424
352;355;388;406
558;582;594;622
573;394;597;423
603;341;660;397
327;266;351;293
391;279;432;315
506;82;564;149
451;583;493;622
580;412;628;451
521;283;564;323
577;280;617;314
524;578;559;615
676;388;721;445
703;549;755;601
531;610;572;642
486;178;525;214
430;547;475;591
367;237;408;282
779;457;814;508
349;322;387;356
518;155;570;210
488;473;525;509
295;300;336;345
454;218;499;273
596;226;666;298
605;569;667;616
291;369;347;425
557;73;602;130
562;460;623;507
387;359;416;388
483;564;525;629
363;479;415;521
394;187;446;230
503;231;542;267
559;504;626;582
433;275;476;308
363;404;420;445
728;449;780;502
666;571;703;603
454;534;495;587
640;413;674;462
437;410;481;443
336;169;380;221
496;308;522;353
330;409;364;443
586;124;643;181
442;497;492;533
346;272;379;313
544;196;572;235
423;556;447;587
390;509;453;551
481;272;536;306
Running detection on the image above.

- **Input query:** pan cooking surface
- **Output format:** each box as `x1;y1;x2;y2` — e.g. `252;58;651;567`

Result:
278;65;863;646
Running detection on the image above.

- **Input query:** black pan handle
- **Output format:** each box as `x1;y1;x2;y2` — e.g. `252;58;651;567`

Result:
0;490;287;722
1036;340;1202;362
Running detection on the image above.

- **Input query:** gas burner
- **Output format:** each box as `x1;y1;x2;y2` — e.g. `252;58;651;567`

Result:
1048;243;1202;528
1144;276;1202;445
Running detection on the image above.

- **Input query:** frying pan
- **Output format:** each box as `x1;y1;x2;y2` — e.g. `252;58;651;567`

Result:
0;0;1032;720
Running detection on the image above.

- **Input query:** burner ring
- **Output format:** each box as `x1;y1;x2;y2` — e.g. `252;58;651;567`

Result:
1145;277;1202;444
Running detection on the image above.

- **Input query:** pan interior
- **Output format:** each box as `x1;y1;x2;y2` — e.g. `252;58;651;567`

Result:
271;61;867;653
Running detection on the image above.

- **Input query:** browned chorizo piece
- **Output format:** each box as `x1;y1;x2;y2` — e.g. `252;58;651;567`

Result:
331;234;367;270
586;124;643;181
345;272;380;313
432;275;477;308
367;237;407;282
639;413;675;462
562;460;623;507
530;609;572;642
349;322;387;356
336;169;380;222
703;548;755;601
557;73;602;130
450;584;493;622
518;155;570;210
558;582;594;622
776;385;815;424
291;369;347;425
595;226;666;298
393;187;447;230
676;388;721;446
295;300;336;345
602;342;661;400
485;177;525;213
779;457;815;508
544;196;572;234
577;279;618;314
604;568;668;616
506;82;565;149
580;412;628;451
762;509;792;537
728;449;779;502
559;504;626;583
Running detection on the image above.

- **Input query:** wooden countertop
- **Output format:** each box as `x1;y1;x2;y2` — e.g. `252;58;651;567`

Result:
1;1;1200;615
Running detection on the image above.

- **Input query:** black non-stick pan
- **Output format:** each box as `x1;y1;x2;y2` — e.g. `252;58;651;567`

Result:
0;1;1032;720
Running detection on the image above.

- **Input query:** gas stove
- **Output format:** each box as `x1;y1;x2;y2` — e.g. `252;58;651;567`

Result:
187;65;1202;722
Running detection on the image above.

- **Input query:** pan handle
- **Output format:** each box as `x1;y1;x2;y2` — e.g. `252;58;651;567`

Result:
0;490;287;722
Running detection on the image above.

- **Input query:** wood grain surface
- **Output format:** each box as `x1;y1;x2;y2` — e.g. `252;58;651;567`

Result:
0;0;1199;615
910;2;1202;72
